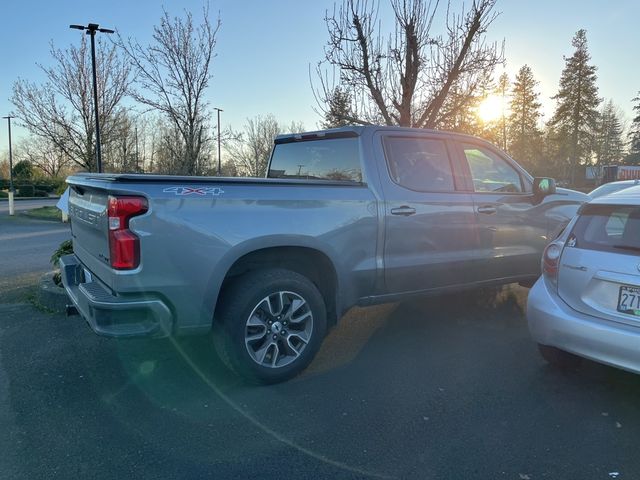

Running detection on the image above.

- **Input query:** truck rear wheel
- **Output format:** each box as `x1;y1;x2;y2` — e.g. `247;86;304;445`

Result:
213;268;327;384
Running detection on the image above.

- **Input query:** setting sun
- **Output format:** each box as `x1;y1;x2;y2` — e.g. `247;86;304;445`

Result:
478;95;504;123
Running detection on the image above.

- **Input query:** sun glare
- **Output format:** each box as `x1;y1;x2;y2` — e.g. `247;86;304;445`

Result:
478;95;504;123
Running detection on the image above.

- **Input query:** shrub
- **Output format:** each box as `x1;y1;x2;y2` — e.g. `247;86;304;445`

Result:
51;239;73;267
34;177;66;193
34;189;48;197
54;182;68;196
51;239;73;286
34;183;54;193
12;160;33;181
17;185;35;197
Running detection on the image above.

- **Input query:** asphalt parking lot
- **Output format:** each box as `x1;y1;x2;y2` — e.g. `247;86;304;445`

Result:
0;284;640;479
2;218;640;479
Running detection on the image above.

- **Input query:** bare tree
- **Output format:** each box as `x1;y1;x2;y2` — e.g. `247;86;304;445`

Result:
226;115;305;177
11;36;132;171
18;136;71;178
102;111;144;173
118;6;221;175
152;120;188;174
313;0;503;129
0;156;9;182
123;113;164;173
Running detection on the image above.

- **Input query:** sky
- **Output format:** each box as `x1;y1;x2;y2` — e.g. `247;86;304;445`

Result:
0;0;639;150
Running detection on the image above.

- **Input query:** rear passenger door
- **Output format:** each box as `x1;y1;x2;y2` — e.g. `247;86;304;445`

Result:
456;142;546;281
376;132;480;294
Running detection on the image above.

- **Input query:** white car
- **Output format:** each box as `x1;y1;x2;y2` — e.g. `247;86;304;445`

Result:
528;185;640;372
589;179;640;199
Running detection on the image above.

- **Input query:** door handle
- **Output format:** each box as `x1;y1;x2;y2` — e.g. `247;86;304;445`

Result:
391;206;416;216
477;205;497;215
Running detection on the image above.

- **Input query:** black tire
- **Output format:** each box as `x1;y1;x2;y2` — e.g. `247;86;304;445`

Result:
537;344;582;370
212;268;327;384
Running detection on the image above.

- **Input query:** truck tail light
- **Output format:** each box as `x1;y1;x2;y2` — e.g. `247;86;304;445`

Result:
542;242;562;282
107;195;148;270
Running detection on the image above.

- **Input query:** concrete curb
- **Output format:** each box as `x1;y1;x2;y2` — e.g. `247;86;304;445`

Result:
36;272;69;314
0;196;61;201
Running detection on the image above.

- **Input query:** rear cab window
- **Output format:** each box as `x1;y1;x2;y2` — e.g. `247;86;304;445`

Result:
383;136;456;192
267;137;363;183
568;203;640;254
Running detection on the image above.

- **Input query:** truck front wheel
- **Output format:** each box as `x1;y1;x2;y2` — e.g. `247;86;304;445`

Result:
213;268;327;384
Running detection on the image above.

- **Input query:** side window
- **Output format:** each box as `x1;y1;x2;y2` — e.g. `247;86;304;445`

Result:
384;137;455;192
463;145;523;193
605;212;629;238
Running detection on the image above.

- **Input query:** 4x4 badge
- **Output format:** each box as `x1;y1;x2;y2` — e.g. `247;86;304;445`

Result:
163;186;225;196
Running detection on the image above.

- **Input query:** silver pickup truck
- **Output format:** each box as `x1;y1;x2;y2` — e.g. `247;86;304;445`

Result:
61;126;587;383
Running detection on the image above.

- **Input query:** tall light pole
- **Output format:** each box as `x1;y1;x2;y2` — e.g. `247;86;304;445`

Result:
70;23;114;173
2;115;15;216
214;107;223;175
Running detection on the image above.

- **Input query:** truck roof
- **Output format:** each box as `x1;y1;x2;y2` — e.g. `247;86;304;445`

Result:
274;125;500;146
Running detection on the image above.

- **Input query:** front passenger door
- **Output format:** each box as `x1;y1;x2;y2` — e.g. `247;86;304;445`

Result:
459;143;546;281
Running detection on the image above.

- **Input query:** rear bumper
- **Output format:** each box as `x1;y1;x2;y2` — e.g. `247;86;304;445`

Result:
59;254;173;338
527;277;640;374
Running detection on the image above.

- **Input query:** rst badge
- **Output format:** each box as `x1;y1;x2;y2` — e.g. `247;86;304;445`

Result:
163;186;225;196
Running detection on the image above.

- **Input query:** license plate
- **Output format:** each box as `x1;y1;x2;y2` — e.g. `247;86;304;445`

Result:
618;286;640;316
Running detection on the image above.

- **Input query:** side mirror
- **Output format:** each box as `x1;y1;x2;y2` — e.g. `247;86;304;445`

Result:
533;177;556;197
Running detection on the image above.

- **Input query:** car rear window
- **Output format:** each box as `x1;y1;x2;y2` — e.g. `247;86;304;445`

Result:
267;137;362;182
568;204;640;254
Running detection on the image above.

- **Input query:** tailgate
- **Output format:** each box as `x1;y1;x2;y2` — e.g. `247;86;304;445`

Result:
68;186;111;273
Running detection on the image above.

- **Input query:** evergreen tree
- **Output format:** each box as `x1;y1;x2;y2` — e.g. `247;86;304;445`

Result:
322;87;353;128
507;65;543;171
548;29;601;184
627;92;640;164
594;99;624;165
497;72;509;151
476;73;510;148
441;86;485;137
542;124;568;179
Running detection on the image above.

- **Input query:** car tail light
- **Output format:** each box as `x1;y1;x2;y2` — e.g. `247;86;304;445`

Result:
542;242;562;281
107;195;148;270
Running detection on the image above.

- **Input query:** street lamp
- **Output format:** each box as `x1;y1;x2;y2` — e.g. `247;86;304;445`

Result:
2;115;15;216
70;23;114;174
214;107;223;175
